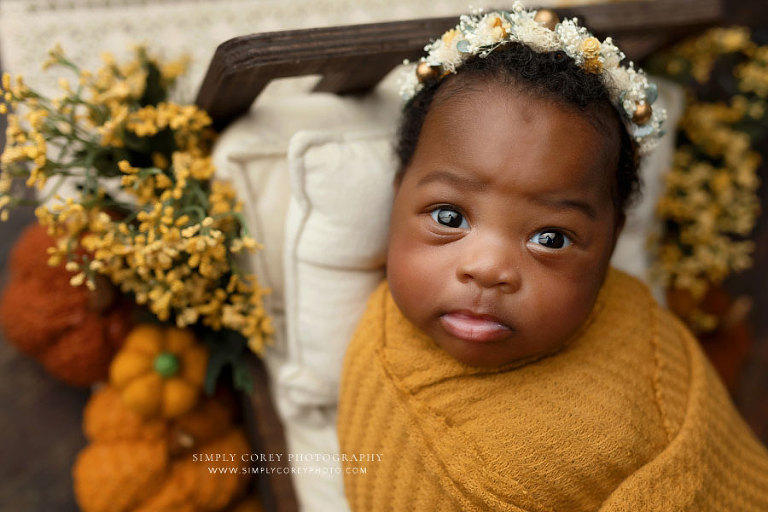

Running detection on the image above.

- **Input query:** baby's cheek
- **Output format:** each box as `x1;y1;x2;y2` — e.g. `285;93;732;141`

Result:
550;277;604;340
520;272;589;332
386;236;438;323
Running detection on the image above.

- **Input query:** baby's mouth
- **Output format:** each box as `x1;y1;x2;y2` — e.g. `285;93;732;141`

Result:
439;311;513;343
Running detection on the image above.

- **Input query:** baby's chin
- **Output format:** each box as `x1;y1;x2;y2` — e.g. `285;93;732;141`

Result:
432;332;562;369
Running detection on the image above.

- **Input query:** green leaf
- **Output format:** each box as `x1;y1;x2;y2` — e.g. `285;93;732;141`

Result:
203;343;229;395
140;59;167;106
232;359;254;394
202;329;252;395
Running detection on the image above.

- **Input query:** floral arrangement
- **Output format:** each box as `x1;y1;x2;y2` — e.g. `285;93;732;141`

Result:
399;1;667;155
0;45;272;390
647;27;766;332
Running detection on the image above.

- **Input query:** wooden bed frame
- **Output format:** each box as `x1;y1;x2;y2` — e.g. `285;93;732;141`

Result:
194;1;763;510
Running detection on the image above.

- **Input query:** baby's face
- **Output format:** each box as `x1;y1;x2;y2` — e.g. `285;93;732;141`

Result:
387;82;622;367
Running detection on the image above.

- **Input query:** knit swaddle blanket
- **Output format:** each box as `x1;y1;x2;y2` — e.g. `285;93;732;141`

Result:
337;267;768;511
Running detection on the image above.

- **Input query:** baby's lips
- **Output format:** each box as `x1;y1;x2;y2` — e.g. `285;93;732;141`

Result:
439;311;512;343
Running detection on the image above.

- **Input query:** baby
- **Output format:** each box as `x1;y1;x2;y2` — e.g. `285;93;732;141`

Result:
337;5;768;511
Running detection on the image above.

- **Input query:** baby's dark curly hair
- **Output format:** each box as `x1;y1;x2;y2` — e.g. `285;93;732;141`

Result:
396;42;641;217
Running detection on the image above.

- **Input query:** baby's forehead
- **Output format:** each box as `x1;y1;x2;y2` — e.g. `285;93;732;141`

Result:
430;76;622;160
423;96;613;177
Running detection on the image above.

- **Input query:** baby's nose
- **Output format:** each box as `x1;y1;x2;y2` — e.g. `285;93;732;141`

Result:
455;235;520;292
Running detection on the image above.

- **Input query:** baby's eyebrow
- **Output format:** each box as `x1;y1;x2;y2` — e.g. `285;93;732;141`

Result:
532;195;598;220
417;170;488;192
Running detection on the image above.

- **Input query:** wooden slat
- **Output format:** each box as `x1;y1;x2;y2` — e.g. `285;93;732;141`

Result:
239;356;299;512
556;0;721;33
722;0;768;27
195;0;722;130
196;16;457;129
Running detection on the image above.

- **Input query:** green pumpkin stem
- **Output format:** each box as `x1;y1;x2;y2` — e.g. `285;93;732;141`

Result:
154;352;180;378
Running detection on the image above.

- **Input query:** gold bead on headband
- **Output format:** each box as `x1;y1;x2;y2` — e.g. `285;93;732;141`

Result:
632;102;653;125
415;61;441;82
533;9;559;31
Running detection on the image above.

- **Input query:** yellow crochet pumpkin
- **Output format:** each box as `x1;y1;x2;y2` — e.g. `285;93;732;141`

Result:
110;324;209;418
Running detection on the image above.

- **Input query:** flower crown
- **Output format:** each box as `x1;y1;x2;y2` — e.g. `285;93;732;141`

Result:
400;2;667;155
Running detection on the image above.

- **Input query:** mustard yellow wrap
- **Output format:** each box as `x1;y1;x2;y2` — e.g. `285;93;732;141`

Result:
338;267;768;511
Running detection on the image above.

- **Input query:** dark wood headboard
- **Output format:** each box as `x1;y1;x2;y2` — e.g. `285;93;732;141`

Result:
195;0;731;131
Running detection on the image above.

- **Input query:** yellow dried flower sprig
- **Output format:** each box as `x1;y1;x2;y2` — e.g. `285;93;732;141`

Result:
648;27;765;332
0;45;273;356
659;27;756;84
36;188;272;354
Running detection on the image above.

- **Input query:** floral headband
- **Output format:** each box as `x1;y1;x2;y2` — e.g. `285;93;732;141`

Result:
399;2;667;155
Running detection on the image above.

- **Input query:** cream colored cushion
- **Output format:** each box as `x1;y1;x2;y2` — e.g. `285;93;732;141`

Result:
212;85;400;512
280;128;395;417
276;129;395;512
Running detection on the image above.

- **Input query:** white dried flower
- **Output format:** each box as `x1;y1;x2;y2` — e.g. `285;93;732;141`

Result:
426;38;464;72
514;19;561;52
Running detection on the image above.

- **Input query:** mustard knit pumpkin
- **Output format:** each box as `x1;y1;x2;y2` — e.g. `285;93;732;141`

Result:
110;324;208;418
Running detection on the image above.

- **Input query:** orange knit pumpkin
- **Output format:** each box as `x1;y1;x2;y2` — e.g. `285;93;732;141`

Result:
0;224;133;386
73;385;251;512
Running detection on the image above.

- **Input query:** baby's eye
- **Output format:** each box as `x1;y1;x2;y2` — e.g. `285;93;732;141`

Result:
430;206;469;229
529;230;571;249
